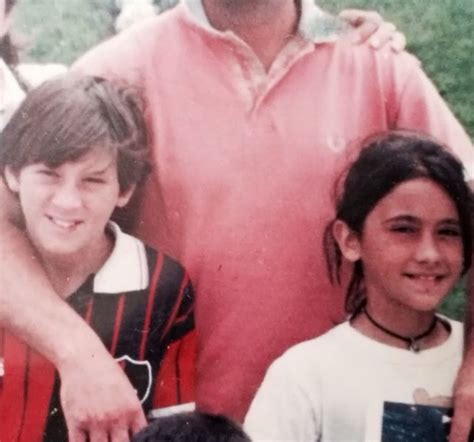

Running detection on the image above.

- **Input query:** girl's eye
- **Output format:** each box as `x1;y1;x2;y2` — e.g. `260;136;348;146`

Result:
390;225;416;234
438;227;461;237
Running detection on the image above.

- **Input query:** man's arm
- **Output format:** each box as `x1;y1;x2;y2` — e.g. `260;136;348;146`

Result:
386;34;473;440
0;183;146;441
449;198;474;442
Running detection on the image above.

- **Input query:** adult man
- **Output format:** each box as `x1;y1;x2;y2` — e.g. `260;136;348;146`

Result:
0;1;472;441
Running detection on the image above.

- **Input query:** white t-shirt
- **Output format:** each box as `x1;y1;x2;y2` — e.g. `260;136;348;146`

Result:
0;58;25;131
0;58;67;131
244;318;463;442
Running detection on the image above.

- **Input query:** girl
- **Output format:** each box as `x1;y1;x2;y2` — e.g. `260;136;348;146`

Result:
244;132;473;442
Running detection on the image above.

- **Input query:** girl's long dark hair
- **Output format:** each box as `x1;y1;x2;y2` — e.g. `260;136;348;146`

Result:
324;131;473;314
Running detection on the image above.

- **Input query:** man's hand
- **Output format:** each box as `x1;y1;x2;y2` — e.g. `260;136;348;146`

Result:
339;9;407;52
449;357;474;442
59;348;147;442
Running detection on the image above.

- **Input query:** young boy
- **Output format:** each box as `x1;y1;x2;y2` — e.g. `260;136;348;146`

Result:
0;73;195;441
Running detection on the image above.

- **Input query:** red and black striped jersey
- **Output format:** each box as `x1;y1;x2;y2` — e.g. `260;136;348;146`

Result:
0;224;195;442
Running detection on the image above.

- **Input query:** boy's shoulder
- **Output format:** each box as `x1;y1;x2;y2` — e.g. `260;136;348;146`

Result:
93;222;189;295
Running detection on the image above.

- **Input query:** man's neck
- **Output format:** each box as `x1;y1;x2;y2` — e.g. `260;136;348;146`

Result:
202;0;300;71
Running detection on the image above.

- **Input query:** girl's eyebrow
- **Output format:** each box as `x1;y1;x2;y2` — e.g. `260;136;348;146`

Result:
383;215;460;225
440;219;461;226
383;214;419;223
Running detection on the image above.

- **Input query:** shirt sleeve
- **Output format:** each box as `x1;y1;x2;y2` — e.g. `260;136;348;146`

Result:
393;56;474;180
165;274;195;343
244;355;320;442
71;21;149;87
152;270;196;407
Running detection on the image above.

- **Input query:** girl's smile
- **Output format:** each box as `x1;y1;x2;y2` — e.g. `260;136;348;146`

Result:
352;177;463;328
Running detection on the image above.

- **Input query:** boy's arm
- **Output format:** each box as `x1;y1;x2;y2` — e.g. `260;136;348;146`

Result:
0;182;146;441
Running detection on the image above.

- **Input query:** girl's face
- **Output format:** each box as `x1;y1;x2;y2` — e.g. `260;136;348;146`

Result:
347;177;463;315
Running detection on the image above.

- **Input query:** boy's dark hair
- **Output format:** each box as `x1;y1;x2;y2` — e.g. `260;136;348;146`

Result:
324;131;473;314
0;73;150;192
132;412;251;442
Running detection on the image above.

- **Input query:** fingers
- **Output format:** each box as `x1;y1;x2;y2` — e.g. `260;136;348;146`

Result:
339;9;382;28
68;427;87;442
69;423;140;442
339;9;407;52
130;410;148;435
63;409;145;442
350;21;406;52
390;31;407;53
110;425;132;442
448;410;471;442
88;427;109;442
348;20;380;45
366;22;396;48
449;394;474;442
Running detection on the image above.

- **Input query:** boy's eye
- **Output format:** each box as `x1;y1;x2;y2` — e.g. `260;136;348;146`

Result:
37;169;58;178
84;177;106;184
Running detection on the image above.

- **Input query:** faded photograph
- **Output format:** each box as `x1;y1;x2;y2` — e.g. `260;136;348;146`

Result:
0;1;472;441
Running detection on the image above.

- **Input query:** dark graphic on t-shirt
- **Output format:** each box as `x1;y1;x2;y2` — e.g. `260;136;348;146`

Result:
381;402;451;442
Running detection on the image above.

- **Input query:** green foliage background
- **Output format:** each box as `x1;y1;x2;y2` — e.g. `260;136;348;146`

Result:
14;0;473;138
12;0;473;319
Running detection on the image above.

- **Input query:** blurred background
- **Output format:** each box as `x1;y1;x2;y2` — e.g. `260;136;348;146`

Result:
11;0;473;319
13;0;473;137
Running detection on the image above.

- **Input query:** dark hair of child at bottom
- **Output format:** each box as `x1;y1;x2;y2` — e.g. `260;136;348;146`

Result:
132;411;251;442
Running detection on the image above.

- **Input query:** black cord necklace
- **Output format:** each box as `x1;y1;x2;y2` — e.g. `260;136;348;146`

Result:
362;308;438;353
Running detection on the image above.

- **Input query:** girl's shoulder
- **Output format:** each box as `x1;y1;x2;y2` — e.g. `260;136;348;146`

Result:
275;322;352;368
439;315;464;346
276;316;463;371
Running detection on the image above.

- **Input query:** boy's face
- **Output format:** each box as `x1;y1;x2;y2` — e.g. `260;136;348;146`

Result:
5;148;133;262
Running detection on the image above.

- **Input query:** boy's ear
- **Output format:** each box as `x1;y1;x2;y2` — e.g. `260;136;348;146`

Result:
332;219;361;262
3;167;20;193
116;184;136;208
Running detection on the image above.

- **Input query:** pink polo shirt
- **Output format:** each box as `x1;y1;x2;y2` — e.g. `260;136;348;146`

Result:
74;0;473;420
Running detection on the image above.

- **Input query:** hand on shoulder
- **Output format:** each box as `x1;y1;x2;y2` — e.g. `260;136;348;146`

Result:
339;9;407;52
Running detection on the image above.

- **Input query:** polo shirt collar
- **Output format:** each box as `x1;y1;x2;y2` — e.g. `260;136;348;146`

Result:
182;0;342;43
93;222;149;294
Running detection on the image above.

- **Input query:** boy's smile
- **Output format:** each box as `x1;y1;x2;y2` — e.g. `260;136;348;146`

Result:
46;216;81;230
5;148;133;267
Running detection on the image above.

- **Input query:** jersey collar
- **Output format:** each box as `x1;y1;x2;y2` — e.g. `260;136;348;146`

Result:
93;222;150;294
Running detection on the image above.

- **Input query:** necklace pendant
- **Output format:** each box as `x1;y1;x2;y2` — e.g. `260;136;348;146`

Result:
409;339;420;353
